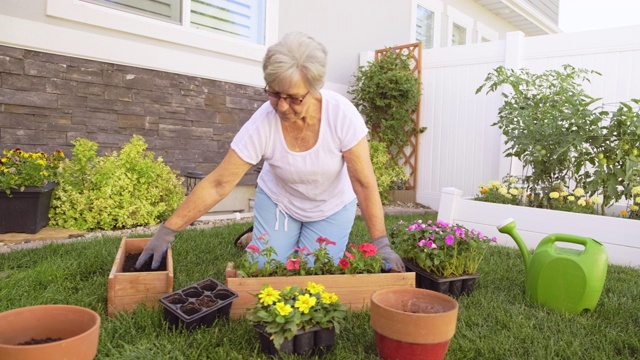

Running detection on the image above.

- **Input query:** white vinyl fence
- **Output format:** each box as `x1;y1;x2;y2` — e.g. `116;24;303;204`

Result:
416;26;640;209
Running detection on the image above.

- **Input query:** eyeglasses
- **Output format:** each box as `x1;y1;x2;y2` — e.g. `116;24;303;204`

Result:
264;86;310;106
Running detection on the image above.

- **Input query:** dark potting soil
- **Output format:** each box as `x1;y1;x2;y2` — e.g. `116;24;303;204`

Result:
123;252;167;272
18;337;63;345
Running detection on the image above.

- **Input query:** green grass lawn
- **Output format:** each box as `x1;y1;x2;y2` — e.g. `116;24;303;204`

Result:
1;214;639;359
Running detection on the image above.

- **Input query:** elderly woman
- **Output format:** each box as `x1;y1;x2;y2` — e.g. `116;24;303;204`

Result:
137;32;404;272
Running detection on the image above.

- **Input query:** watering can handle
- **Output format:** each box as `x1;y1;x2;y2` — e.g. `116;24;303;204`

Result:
538;233;598;252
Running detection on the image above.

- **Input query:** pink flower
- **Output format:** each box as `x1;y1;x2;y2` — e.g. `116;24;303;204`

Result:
358;243;378;257
286;258;300;270
257;232;268;241
316;236;337;246
445;235;455;246
294;246;309;255
338;258;350;269
344;251;354;260
492;237;498;242
246;244;260;254
426;240;437;249
417;239;427;247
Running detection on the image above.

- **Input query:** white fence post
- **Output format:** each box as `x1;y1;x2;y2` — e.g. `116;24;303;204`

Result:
437;187;463;224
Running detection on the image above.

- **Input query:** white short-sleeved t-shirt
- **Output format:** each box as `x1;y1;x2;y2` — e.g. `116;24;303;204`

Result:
231;89;368;222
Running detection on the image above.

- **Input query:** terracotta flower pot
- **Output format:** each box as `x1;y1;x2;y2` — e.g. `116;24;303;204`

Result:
0;304;101;360
370;288;458;360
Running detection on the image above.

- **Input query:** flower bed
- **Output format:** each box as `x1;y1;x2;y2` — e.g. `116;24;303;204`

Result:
437;187;640;267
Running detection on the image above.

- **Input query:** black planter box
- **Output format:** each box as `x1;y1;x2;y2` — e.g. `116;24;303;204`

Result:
0;183;56;234
159;278;238;330
404;260;479;297
255;325;336;356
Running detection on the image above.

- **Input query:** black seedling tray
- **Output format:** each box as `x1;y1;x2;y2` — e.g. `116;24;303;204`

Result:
159;278;238;330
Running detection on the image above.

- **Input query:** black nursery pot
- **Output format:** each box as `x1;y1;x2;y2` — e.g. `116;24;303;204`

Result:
404;260;480;297
159;278;238;330
254;326;336;356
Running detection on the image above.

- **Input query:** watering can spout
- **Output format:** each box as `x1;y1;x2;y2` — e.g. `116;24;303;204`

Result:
497;218;531;273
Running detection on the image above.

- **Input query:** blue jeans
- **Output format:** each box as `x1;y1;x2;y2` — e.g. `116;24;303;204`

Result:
248;186;357;267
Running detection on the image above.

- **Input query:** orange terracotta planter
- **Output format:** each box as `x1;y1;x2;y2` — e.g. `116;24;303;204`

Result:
0;304;100;360
370;288;459;360
108;237;174;317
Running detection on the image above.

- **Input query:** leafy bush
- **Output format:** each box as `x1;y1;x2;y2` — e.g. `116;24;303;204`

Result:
349;50;424;163
369;140;409;204
477;64;640;214
49;135;185;230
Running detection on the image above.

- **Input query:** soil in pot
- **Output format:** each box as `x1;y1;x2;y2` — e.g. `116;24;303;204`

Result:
18;337;63;345
122;253;167;272
404;299;447;314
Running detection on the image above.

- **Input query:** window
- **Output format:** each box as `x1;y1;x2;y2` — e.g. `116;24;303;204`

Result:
82;0;266;44
416;5;435;49
451;23;467;46
446;6;472;47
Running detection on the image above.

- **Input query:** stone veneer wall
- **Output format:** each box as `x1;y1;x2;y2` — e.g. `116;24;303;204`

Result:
0;45;263;185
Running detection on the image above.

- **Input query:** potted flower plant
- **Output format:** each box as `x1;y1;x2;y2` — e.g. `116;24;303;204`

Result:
247;282;346;356
389;219;496;296
225;234;415;318
0;148;65;234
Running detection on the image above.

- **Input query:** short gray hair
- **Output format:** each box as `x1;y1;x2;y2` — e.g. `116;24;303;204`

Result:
263;32;327;93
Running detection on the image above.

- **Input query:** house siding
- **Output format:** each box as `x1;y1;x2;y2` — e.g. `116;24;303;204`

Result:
0;45;262;184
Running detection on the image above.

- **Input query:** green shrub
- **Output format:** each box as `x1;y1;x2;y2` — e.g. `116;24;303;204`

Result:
369;140;408;204
49;135;185;231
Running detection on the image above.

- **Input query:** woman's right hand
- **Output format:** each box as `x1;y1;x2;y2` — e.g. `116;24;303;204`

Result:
135;224;178;270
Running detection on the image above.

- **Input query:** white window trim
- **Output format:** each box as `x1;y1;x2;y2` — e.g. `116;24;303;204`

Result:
46;0;277;62
476;22;498;42
413;0;443;49
446;6;473;47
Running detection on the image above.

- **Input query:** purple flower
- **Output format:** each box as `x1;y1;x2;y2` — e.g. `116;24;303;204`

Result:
492;237;498;242
445;235;455;245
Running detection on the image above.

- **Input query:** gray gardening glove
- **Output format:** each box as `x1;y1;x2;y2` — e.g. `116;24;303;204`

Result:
372;235;405;272
135;224;178;270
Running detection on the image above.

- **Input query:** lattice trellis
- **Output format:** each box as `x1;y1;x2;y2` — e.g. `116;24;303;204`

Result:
374;42;422;190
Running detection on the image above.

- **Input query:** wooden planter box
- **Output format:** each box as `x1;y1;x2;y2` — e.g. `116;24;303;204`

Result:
225;262;415;318
108;238;174;317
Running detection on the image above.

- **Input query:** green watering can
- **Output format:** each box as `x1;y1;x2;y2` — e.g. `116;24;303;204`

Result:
497;218;608;314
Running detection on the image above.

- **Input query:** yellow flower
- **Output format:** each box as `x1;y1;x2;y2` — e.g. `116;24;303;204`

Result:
549;192;560;199
567;196;575;201
577;199;586;206
560;191;569;197
508;188;519;196
621;210;628;216
258;286;281;306
635;197;640;204
632;186;640;195
498;187;508;195
574;188;585;197
321;292;339;304
306;282;324;294
294;293;317;314
630;205;639;211
509;177;518;184
591;196;601;204
480;187;488;194
274;302;293;316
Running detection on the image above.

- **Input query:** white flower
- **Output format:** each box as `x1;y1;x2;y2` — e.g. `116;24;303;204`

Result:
574;188;585;197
